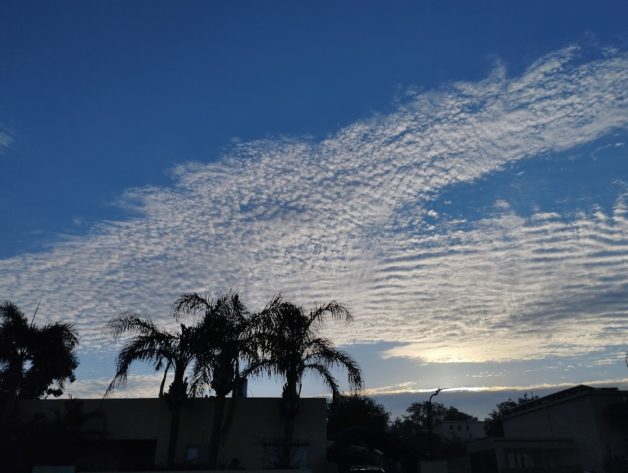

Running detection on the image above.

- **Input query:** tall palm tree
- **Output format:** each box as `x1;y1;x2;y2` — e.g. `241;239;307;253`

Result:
106;312;200;467
0;301;79;427
248;295;363;468
173;292;259;469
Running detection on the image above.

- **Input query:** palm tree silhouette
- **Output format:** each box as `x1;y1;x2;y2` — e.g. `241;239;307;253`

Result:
0;300;78;427
248;295;363;468
174;292;259;469
106;312;199;467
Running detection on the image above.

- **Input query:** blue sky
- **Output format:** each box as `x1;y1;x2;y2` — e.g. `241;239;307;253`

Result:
1;1;628;418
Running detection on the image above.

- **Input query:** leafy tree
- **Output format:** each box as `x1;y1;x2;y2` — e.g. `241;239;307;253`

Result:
248;295;363;468
390;401;475;453
484;393;538;436
389;416;421;442
327;394;389;442
173;292;258;469
327;395;392;470
402;401;475;430
106;312;200;467
389;400;475;457
443;405;477;421
0;301;79;426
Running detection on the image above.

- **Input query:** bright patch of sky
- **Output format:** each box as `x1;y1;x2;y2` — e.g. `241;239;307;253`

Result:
1;0;628;416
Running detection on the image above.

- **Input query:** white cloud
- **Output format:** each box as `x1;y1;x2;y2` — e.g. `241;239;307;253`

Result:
66;373;163;399
0;129;12;155
362;377;628;397
377;200;628;362
0;45;627;371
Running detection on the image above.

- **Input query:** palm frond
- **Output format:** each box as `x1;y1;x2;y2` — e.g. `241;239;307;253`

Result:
305;338;363;391
108;313;166;341
105;332;173;397
304;362;340;396
173;293;214;319
308;301;352;328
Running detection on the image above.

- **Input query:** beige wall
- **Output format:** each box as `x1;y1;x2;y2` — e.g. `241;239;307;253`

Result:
17;397;327;472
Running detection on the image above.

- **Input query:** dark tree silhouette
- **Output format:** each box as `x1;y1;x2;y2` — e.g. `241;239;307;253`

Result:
328;394;389;438
247;295;363;468
403;401;475;430
389;401;475;456
106;312;199;467
174;292;258;469
0;301;78;426
327;394;389;452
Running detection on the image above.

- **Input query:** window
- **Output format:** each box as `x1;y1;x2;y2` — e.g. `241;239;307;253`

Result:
186;447;200;464
263;443;309;469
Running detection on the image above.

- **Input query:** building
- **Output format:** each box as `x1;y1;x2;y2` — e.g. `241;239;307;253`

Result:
433;420;485;444
468;385;628;472
13;397;328;472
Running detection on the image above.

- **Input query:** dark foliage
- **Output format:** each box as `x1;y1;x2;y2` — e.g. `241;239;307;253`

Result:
0;301;79;400
0;301;79;429
328;395;390;444
388;401;474;461
402;401;476;430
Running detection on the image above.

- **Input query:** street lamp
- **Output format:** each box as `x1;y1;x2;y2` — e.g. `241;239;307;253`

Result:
426;387;444;457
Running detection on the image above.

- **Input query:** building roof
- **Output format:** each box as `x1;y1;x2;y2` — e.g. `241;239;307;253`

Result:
504;384;626;419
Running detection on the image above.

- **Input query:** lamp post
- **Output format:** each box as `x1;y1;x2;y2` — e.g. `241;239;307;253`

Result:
426;387;443;457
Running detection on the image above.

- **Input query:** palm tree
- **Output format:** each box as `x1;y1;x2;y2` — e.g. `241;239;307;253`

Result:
106;312;200;467
173;292;258;469
0;301;79;427
248;295;363;468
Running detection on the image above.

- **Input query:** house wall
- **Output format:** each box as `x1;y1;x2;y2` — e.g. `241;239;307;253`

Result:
16;397;327;472
173;397;328;470
468;438;580;473
502;392;628;472
433;421;484;443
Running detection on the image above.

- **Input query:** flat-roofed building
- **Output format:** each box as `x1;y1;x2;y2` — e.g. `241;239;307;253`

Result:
468;385;628;473
13;397;328;472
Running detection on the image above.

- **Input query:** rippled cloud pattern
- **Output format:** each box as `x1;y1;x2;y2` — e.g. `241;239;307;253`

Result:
1;46;627;367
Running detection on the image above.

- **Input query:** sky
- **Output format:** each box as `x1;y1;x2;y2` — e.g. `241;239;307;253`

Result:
1;0;628;419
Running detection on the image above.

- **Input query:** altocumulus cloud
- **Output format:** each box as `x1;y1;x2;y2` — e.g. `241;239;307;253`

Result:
1;45;627;368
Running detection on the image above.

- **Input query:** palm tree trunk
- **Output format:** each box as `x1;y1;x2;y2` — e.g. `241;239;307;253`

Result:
166;365;187;468
208;394;227;469
281;407;297;469
280;378;299;469
166;403;181;468
159;361;171;398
